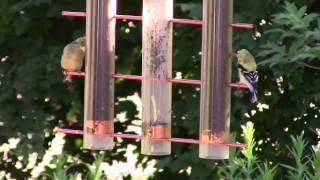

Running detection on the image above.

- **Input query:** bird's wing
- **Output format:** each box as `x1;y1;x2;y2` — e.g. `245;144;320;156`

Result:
241;70;258;103
237;64;257;82
238;64;258;90
242;70;258;85
237;64;258;103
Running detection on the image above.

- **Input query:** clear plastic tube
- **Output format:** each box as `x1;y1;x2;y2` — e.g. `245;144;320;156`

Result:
83;0;116;150
141;0;173;156
199;0;233;159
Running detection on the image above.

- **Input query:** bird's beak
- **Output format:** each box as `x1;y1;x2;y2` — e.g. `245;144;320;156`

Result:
231;52;238;59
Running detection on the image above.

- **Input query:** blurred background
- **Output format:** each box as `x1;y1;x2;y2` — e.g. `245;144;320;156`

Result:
0;0;320;179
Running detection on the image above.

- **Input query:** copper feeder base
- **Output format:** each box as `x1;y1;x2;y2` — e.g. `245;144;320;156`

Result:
200;130;226;144
149;124;169;139
85;120;113;135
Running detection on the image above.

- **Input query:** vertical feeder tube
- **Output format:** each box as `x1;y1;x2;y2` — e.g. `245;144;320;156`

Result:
199;0;233;159
141;0;173;155
83;0;116;150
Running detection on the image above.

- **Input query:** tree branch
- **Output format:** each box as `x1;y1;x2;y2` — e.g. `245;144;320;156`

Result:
296;61;320;70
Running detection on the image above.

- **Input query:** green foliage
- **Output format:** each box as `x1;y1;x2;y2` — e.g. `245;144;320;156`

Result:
257;163;277;180
312;150;320;179
37;153;107;180
35;122;320;179
240;122;258;179
281;134;310;179
84;153;106;180
242;121;256;162
218;122;320;180
176;3;202;19
39;154;73;180
257;2;320;67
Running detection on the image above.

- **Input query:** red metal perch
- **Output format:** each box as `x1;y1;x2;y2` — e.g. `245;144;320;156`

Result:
114;15;142;21
63;71;248;88
230;23;255;29
62;11;86;17
57;128;246;148
169;18;203;25
62;11;254;29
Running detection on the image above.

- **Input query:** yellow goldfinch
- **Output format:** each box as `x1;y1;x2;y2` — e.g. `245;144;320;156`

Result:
236;49;258;103
60;37;85;82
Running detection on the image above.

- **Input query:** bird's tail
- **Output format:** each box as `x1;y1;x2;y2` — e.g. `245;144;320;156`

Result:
64;75;73;82
62;70;72;82
250;91;258;103
246;83;258;103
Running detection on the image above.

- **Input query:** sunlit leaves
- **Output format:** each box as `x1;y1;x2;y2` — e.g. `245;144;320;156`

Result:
258;2;320;67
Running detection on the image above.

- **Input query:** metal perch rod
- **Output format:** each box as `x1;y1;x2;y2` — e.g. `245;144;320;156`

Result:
62;11;254;29
57;128;247;148
63;71;248;88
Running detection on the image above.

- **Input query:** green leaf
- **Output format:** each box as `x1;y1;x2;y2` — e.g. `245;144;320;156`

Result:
257;163;278;180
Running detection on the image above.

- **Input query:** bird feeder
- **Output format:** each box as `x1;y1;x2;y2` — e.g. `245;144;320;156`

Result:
199;0;233;159
83;0;116;150
59;0;250;158
141;0;173;156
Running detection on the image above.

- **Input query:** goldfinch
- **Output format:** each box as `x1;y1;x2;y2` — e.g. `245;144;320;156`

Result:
236;49;258;103
60;37;85;82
